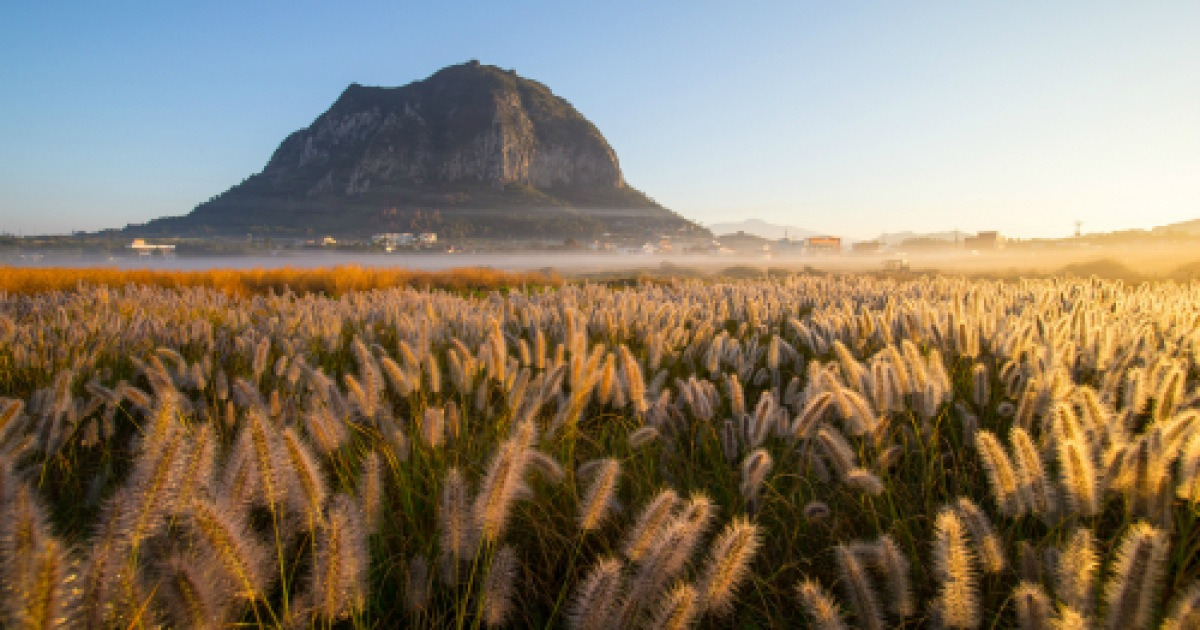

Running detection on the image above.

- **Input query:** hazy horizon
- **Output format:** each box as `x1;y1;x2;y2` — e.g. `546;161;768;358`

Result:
2;2;1197;240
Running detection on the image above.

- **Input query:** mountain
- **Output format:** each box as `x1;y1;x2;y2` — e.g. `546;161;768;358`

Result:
877;230;968;246
129;61;706;239
1154;217;1200;236
706;219;820;240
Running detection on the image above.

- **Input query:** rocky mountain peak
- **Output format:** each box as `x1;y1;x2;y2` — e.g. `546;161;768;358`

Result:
130;61;703;238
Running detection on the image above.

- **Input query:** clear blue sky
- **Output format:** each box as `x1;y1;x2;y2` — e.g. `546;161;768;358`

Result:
1;1;1197;238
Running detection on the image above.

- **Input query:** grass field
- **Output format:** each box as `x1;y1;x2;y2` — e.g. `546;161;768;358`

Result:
1;268;1198;628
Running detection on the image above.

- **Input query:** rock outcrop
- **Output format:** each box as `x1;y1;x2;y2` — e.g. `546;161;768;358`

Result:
133;61;705;239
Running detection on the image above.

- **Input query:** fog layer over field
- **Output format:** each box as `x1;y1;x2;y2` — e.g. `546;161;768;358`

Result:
7;242;1200;281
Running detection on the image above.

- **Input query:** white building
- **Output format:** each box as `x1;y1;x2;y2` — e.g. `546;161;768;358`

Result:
128;239;175;256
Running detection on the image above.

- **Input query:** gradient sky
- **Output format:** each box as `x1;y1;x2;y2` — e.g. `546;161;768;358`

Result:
1;2;1197;239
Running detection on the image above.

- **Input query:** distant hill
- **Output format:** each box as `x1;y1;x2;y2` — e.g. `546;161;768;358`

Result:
706;219;820;240
127;61;707;240
1154;217;1200;236
877;230;968;246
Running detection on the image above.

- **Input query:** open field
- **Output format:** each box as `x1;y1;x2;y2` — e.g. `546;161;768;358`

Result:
1;272;1199;628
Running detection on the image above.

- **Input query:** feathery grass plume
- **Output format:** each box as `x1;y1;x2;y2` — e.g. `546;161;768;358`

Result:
971;362;990;409
515;337;531;368
343;373;374;419
445;401;462;441
616;345;646;414
869;361;898;413
1153;364;1183;423
974;429;1024;516
953;497;1006;574
629;426;660;449
932;507;980;629
1011;426;1057;521
404;553;432;615
507;368;531;415
876;534;914;618
186;498;270;601
1012;581;1052;630
831;386;873;436
596;353;616;405
739;448;773;511
623;496;712;622
1122;369;1145;414
474;437;528;544
834;544;885;630
425;352;442;394
244;405;288;512
304;407;347;456
1057;439;1100;517
792;391;834;440
251;336;270;380
1114;436;1170;519
313;494;369;620
525;450;565;484
697;517;761;617
726;373;745;418
844;468;884;496
1160;582;1200;630
567;556;624;630
579;458;621;532
380;356;413;397
815;424;857;479
7;534;79;629
281;427;328;527
1016;387;1039;432
76;493;135;630
795;578;849;630
438;468;473;584
0;398;22;435
418;406;446;449
397;340;420;373
646;582;699;630
1101;521;1168;630
220;432;258;507
174;422;216;503
152;553;235;630
482;545;519;628
1056;527;1098;617
623;489;680;563
0;485;45;598
359;450;384;534
121;420;186;549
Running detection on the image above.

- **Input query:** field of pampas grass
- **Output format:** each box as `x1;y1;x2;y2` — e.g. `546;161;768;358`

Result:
1;271;1199;628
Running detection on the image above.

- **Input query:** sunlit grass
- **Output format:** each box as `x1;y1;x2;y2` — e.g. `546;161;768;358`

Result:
0;264;560;296
0;272;1198;628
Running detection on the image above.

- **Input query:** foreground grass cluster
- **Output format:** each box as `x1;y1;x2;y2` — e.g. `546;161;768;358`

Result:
1;273;1198;628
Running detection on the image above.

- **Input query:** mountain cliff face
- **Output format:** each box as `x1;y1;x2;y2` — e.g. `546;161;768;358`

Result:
134;61;705;239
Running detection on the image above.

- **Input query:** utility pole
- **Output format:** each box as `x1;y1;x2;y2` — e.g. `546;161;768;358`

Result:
1075;220;1082;238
